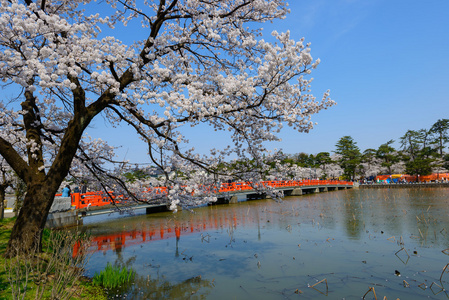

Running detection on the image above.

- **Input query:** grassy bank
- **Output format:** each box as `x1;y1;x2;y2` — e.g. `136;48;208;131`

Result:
0;217;107;300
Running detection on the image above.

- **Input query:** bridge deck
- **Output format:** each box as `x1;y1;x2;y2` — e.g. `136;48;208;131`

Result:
74;183;353;218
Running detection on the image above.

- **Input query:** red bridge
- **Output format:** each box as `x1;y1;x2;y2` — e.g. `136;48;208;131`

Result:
62;179;353;210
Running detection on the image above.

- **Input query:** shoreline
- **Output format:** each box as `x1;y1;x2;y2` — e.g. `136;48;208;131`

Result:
360;182;449;189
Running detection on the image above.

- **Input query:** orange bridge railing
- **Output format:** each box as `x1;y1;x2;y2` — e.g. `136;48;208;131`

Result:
61;179;353;210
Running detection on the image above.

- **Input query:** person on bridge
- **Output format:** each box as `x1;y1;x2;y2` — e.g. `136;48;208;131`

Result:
62;185;71;197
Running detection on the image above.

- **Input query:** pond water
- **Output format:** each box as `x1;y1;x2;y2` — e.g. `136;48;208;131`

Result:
81;188;449;299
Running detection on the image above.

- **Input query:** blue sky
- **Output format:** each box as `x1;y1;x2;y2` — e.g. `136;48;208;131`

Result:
89;0;449;163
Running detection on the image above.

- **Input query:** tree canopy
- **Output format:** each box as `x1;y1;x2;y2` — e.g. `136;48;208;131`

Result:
430;119;449;157
334;136;361;180
0;0;334;254
376;140;400;175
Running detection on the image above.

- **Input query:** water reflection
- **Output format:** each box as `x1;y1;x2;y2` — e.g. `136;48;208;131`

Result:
107;273;214;299
82;189;449;299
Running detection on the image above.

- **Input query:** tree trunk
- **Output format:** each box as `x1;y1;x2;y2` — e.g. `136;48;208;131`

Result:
0;187;5;220
5;184;57;257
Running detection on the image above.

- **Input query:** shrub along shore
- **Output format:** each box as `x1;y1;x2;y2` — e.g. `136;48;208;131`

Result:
0;217;107;300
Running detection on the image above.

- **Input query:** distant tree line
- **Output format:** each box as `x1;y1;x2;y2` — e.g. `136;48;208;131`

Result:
282;119;449;180
112;119;449;183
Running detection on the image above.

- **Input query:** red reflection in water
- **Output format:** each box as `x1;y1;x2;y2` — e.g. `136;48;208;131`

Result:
81;207;262;255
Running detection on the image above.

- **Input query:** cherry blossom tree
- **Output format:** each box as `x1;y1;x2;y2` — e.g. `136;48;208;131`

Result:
0;0;334;255
0;157;14;220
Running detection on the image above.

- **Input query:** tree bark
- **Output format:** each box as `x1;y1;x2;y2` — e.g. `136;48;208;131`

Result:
5;183;57;257
0;186;5;220
3;91;97;256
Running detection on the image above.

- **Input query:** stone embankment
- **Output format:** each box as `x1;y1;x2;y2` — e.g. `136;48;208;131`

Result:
3;195;80;228
360;183;449;189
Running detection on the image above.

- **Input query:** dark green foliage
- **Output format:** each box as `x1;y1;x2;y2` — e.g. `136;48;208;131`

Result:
430;119;449;157
296;152;314;167
400;130;422;160
123;168;150;183
314;152;332;179
399;129;440;176
334;136;361;180
376;140;400;174
443;154;449;170
404;146;437;176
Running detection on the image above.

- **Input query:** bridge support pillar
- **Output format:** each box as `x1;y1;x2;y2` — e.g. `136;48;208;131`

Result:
46;210;81;229
291;188;302;196
229;196;238;204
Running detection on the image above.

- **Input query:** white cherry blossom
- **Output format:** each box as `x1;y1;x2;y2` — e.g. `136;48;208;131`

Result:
0;0;335;254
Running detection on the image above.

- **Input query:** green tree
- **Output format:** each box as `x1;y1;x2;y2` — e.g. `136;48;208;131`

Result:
430;119;449;157
314;152;332;179
124;168;151;183
376;140;400;174
334;136;361;180
400;129;438;177
0;1;333;255
296;153;313;168
404;146;435;177
399;130;421;160
362;149;376;163
443;154;449;170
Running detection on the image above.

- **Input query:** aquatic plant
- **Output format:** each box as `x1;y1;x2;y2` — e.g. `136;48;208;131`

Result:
92;263;135;289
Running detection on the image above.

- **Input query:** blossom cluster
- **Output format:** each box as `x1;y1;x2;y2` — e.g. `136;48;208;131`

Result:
0;0;335;210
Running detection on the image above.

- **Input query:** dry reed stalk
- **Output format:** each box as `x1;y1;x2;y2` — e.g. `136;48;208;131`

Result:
430;281;443;294
418;282;427;290
4;230;91;300
423;215;429;226
395;247;410;258
309;278;328;291
439;263;449;282
403;280;409;287
362;286;377;300
387;236;395;242
418;228;424;239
